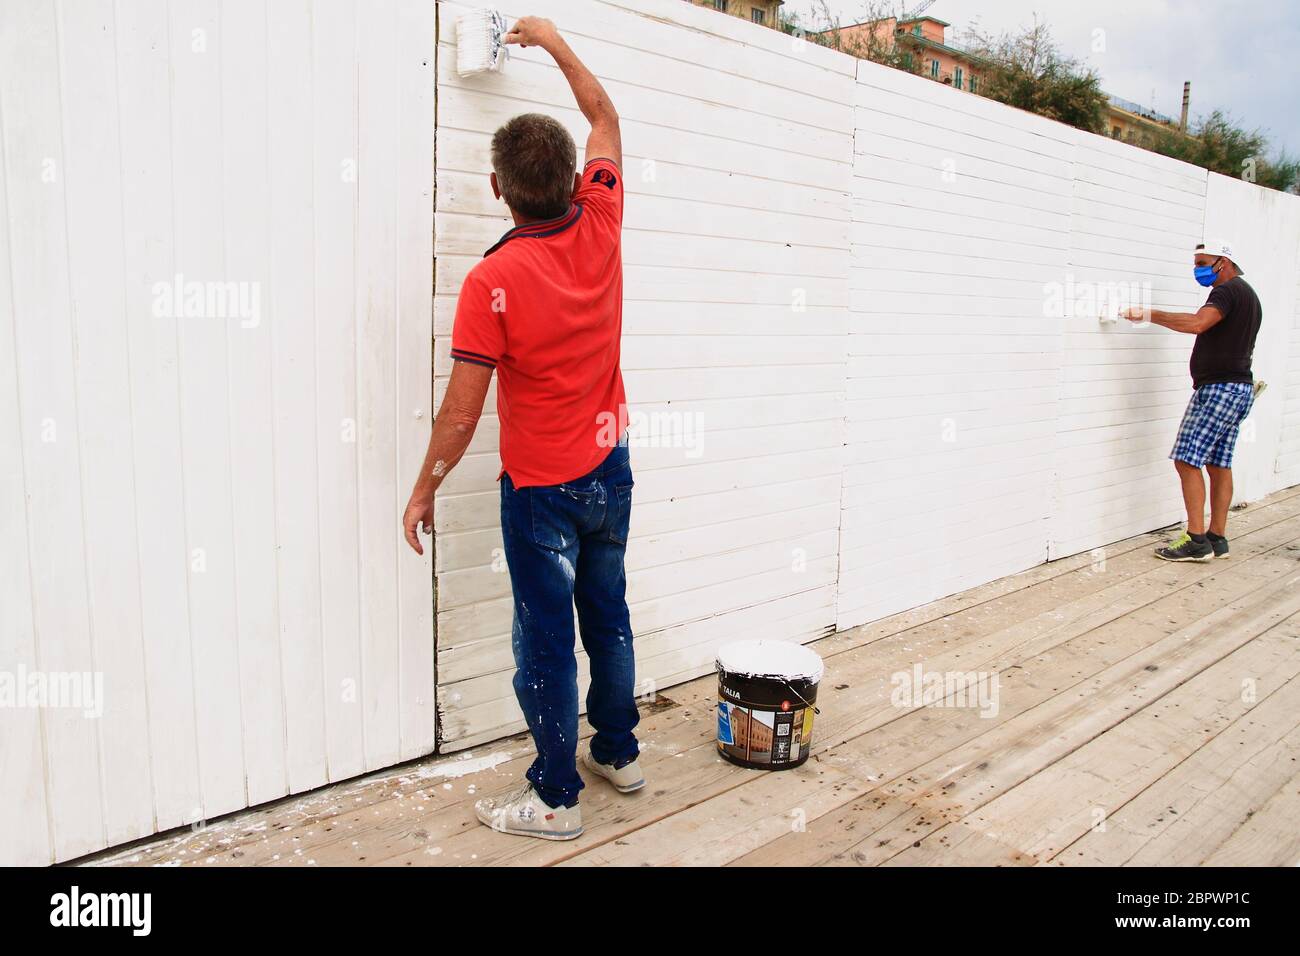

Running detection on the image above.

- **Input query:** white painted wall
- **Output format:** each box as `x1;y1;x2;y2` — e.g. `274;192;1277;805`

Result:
433;0;854;749
1278;259;1300;488
0;0;435;865
839;62;1071;628
5;0;1300;863
837;56;1300;623
1200;172;1300;502
1051;125;1209;559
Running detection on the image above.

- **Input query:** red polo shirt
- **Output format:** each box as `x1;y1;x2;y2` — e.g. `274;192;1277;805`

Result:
451;157;627;489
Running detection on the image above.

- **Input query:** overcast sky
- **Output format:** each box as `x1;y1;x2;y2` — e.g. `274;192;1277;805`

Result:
786;0;1300;157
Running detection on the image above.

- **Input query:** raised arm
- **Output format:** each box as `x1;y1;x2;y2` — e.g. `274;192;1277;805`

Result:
1122;305;1225;334
505;17;621;168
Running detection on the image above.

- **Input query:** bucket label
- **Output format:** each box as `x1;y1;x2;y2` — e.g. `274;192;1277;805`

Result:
716;701;734;745
717;697;813;768
771;712;795;763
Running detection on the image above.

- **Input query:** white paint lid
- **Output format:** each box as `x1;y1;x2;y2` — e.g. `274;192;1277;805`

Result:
715;639;825;682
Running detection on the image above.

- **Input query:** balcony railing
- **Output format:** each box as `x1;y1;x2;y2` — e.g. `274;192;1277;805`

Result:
1106;94;1175;126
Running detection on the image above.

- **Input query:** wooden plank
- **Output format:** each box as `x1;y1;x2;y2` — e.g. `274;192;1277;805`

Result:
0;0;106;861
221;0;288;810
169;0;247;822
883;610;1300;865
395;0;437;760
586;529;1300;867
1200;769;1300;866
114;0;203;834
54;0;155;848
0;13;51;863
1058;675;1300;866
268;0;329;792
310;0;365;784
356;0;402;770
731;535;1300;866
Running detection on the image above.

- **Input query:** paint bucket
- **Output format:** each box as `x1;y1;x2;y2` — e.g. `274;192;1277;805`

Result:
715;640;824;771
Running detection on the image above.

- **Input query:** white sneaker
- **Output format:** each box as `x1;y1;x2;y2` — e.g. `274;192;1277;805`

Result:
474;782;583;841
583;750;646;793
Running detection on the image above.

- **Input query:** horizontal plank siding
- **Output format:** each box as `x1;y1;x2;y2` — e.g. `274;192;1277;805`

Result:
432;0;854;748
837;59;1071;629
1050;131;1208;559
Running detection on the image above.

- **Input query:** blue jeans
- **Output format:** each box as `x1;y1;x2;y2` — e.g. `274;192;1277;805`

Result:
500;442;639;808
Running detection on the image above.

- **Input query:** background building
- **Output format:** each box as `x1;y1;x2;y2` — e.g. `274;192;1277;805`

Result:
1106;93;1186;147
820;15;981;90
822;14;1190;147
686;0;783;29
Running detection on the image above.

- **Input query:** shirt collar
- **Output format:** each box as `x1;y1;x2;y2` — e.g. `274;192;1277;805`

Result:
484;204;583;257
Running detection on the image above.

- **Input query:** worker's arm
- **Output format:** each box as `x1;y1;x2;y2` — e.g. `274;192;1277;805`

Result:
505;17;621;168
402;360;494;555
1122;305;1224;334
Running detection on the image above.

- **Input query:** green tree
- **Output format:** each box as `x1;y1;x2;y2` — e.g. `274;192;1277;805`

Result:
1152;111;1300;194
958;19;1107;134
777;7;805;35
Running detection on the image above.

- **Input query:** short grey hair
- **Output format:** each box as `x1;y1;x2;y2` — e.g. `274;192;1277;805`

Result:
490;113;577;220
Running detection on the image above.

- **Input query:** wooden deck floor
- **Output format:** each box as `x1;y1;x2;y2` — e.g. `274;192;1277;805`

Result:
86;486;1300;867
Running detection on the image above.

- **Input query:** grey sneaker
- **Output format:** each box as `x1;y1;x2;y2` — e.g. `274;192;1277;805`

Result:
474;782;583;840
583;750;645;793
1154;532;1214;562
1207;533;1229;559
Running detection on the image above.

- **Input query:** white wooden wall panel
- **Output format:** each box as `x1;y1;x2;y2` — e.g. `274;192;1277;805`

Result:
114;0;202;833
432;0;854;748
0;0;435;865
1278;255;1300;486
1050;133;1208;559
1200;173;1300;504
0;3;53;867
837;61;1071;630
0;0;106;863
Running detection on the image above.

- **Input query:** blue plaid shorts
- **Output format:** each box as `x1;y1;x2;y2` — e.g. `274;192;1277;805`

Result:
1170;382;1255;469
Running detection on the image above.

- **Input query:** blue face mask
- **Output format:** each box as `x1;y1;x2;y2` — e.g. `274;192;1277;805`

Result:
1194;262;1218;287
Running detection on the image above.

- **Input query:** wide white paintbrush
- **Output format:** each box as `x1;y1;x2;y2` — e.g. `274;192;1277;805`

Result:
456;8;509;77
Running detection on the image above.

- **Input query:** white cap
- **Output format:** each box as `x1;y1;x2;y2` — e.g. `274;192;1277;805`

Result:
1197;238;1242;271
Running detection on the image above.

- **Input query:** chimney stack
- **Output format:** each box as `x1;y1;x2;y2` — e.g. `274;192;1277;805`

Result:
1180;81;1191;132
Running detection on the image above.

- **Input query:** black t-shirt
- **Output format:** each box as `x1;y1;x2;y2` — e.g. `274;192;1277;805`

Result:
1190;276;1262;389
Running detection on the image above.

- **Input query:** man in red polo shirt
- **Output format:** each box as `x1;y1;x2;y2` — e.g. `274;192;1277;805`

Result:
402;16;640;840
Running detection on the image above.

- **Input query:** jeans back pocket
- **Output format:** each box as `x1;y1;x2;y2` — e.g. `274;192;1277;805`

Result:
531;484;595;552
608;482;633;545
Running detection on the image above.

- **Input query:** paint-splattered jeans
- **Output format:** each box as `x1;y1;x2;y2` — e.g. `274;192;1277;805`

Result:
499;441;640;808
